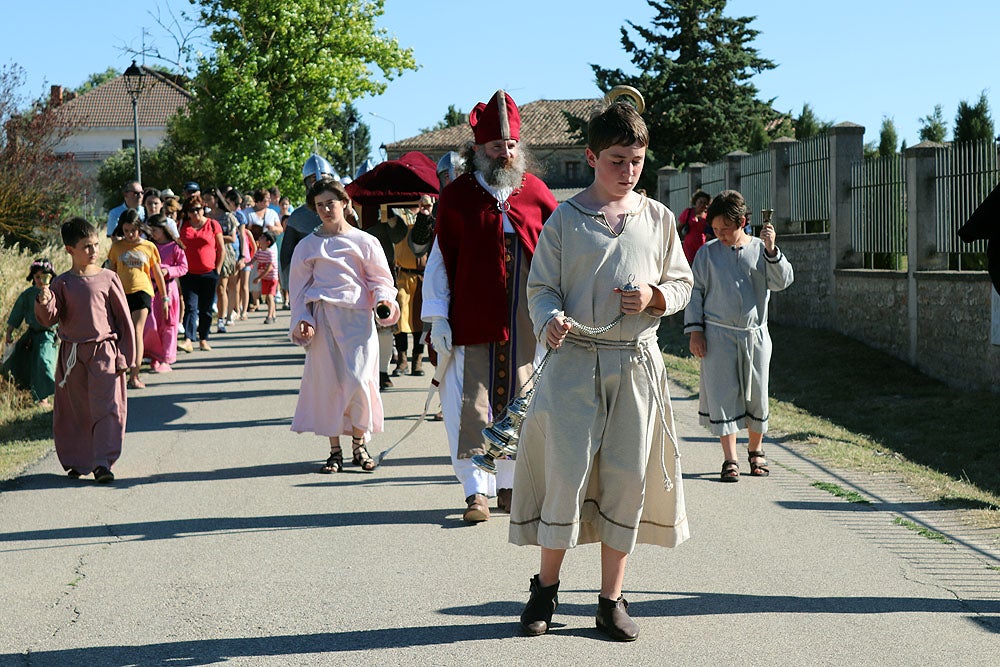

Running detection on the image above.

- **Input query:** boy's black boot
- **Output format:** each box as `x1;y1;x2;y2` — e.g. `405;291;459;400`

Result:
520;574;559;636
596;595;639;642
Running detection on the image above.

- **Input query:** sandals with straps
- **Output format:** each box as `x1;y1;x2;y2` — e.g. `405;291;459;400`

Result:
352;436;377;472
321;447;343;474
720;460;740;482
748;450;770;477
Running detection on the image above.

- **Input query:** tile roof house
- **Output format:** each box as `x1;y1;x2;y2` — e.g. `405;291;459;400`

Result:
385;98;604;200
50;66;191;181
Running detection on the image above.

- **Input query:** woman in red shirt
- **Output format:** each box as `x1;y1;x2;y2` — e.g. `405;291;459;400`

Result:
178;195;225;351
679;190;711;264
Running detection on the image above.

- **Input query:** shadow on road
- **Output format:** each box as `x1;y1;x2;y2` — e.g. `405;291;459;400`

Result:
0;507;464;546
0;621;523;665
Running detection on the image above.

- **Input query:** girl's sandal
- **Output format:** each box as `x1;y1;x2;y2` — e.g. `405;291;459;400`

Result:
748;450;770;477
352;437;377;472
321;447;343;474
720;460;740;482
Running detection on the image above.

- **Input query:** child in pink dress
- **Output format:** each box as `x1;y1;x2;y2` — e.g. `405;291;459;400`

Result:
289;177;399;474
35;218;136;483
143;214;189;372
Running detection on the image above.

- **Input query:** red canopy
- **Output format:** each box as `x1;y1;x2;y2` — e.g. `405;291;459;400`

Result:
345;151;439;206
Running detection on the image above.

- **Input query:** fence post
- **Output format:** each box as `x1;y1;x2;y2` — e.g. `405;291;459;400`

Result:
769;137;795;233
657;165;678;204
904;141;947;364
904;141;947;272
726;151;748;191
686;162;705;197
828;123;864;270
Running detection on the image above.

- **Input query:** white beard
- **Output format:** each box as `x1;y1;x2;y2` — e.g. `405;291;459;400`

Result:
473;150;526;190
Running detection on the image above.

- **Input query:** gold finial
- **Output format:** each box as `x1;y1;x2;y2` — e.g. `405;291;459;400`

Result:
603;85;645;114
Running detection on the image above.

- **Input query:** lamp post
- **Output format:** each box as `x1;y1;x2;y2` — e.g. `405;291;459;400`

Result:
122;60;146;184
368;112;395;160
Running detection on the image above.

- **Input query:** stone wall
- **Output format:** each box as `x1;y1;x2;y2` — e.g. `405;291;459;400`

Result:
770;233;834;329
916;273;1000;390
833;270;910;361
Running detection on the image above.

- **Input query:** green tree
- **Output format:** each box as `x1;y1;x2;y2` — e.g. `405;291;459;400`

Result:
953;91;994;142
168;0;416;195
794;103;831;140
73;68;120;96
878;116;898;158
591;0;777;173
421;104;466;133
918;104;947;143
745;116;771;152
322;102;372;179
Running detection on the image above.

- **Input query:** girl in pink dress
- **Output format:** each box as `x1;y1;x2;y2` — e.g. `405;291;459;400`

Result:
289;177;399;474
143;214;189;372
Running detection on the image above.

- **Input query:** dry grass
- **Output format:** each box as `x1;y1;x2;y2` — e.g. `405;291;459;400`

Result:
657;316;1000;529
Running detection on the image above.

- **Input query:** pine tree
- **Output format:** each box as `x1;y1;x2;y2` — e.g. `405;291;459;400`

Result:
953;92;994;143
878;117;898;158
591;0;776;169
917;104;947;143
795;103;831;140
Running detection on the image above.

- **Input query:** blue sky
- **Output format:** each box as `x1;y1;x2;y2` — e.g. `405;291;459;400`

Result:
4;0;997;165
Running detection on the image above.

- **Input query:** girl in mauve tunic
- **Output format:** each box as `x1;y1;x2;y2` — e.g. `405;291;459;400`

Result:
289;178;399;474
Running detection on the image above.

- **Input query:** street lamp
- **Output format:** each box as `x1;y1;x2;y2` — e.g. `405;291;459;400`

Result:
368;112;396;160
122;60;146;184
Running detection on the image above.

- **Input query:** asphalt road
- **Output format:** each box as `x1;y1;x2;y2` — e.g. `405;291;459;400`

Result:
1;311;998;666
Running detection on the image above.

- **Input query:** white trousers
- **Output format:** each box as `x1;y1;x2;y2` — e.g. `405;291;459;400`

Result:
439;346;515;498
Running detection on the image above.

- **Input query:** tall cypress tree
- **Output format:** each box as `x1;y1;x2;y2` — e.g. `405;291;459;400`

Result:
953;92;995;143
592;0;776;168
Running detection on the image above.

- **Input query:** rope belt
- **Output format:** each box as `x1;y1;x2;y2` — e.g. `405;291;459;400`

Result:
704;318;763;402
564;330;680;492
58;342;78;389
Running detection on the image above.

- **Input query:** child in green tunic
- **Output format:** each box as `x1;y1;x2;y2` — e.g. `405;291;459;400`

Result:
3;259;59;406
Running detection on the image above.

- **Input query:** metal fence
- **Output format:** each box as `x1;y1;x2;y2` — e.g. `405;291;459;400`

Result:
739;149;770;231
667;170;690;215
788;134;830;232
934;139;996;254
699;161;727;198
850;154;907;254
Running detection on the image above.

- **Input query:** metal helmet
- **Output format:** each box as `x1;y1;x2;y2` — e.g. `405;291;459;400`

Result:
355;158;377;179
302;153;335;182
436;151;465;184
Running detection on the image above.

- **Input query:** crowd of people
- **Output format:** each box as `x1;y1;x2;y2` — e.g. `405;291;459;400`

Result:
3;88;794;643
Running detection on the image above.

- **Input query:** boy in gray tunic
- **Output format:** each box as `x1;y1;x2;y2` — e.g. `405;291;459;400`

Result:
509;101;693;641
683;190;794;482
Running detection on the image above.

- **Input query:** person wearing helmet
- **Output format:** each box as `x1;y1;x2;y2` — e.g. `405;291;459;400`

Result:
436;151;466;192
279;154;338;289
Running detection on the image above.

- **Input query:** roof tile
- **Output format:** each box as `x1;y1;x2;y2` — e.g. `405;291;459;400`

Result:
387;98;603;151
53;67;191;128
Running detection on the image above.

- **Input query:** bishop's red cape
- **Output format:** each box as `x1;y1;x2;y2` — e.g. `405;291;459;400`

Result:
435;172;557;346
